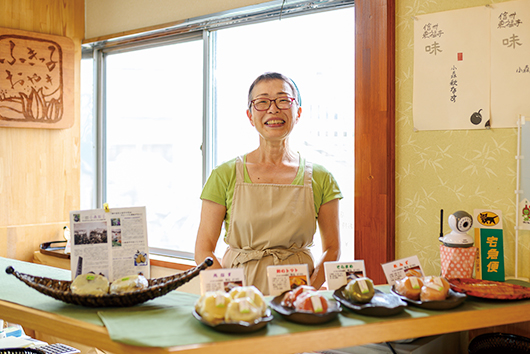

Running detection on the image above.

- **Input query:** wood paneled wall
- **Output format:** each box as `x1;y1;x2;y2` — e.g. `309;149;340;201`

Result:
0;0;84;262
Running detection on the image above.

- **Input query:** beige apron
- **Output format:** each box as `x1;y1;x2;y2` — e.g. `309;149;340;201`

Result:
222;155;316;295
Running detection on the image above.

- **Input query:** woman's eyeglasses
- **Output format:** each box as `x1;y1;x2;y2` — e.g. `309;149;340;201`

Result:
250;97;296;111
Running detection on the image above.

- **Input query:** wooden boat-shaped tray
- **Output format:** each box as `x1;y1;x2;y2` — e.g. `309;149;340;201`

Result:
5;257;213;307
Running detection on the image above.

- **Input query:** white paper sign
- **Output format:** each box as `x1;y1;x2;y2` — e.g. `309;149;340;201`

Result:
491;0;530;126
324;260;366;290
381;256;424;286
266;264;310;296
199;268;245;295
69;206;150;281
414;1;530;130
414;6;490;131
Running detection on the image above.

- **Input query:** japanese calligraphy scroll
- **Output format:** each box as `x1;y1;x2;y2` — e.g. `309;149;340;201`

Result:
0;27;74;129
413;0;530;131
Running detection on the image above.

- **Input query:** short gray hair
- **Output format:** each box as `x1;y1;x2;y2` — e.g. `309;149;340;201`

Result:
247;72;301;109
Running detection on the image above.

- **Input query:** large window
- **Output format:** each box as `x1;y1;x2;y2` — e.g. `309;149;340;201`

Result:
106;39;204;255
81;1;355;261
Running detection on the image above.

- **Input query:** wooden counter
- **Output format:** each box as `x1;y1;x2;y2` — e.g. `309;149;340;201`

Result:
3;257;530;354
2;292;530;354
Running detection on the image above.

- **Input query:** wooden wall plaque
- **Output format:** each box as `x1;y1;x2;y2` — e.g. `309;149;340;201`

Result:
0;27;74;129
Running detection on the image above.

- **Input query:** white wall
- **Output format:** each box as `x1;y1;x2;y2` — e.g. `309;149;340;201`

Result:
85;0;269;39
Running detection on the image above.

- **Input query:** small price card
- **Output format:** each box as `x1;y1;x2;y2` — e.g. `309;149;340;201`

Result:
381;256;424;286
324;260;366;290
266;264;310;296
199;268;245;295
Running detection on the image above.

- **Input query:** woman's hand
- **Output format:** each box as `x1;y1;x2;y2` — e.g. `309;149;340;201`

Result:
194;200;227;269
310;198;341;289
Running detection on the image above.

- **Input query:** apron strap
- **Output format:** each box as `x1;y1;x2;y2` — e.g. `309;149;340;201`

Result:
303;158;313;186
235;155;245;183
230;246;312;266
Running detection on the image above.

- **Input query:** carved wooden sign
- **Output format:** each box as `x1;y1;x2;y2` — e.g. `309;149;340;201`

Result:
0;27;74;129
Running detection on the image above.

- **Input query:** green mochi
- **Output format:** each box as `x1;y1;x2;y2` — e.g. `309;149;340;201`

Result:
344;277;375;303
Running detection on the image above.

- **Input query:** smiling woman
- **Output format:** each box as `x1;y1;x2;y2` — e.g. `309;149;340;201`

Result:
212;10;355;265
194;72;342;295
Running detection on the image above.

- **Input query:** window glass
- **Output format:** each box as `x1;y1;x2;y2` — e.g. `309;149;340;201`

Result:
213;8;355;260
105;40;203;254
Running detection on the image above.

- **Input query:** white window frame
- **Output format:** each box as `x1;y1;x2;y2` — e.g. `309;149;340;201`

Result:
81;0;355;259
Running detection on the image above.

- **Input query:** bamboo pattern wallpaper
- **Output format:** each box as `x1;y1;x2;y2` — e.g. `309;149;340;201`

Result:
395;0;530;280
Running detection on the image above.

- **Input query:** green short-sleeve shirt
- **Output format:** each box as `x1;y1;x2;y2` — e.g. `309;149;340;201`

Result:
200;155;342;236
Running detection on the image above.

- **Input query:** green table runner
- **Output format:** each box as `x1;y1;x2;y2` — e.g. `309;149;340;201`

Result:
97;293;347;347
2;257;530;348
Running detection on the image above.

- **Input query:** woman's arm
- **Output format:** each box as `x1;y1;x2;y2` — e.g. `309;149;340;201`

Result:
194;199;227;269
310;198;341;289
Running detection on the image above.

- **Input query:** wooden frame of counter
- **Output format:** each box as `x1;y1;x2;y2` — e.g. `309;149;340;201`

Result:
2;298;530;354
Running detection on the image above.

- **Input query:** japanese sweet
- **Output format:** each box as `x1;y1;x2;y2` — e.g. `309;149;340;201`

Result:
343;277;375;303
293;291;329;313
395;275;451;301
420;282;448;301
423;276;450;294
420;277;450;301
109;274;149;294
394;276;424;301
228;285;267;313
195;286;269;325
281;285;316;307
195;291;232;324
71;273;110;295
224;297;263;323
